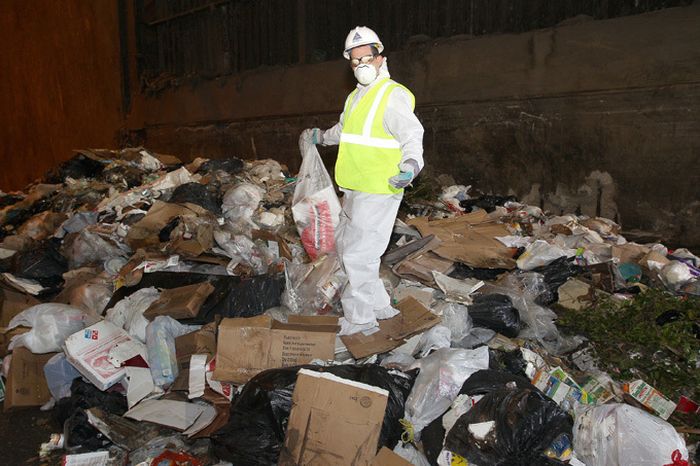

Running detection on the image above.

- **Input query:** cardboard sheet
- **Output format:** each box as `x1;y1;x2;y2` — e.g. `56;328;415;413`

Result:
372;447;413;466
340;297;441;359
124;399;206;431
126;201;215;250
213;315;338;384
279;369;389;466
408;210;516;269
4;347;55;410
0;288;40;326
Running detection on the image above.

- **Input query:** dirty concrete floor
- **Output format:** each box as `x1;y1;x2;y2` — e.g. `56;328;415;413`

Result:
0;406;58;464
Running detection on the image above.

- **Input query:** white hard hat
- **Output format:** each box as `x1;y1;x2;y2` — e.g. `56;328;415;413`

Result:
343;26;384;59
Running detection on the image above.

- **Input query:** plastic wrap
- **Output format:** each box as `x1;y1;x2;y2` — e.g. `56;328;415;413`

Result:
211;364;415;466
281;254;346;315
105;287;161;343
291;140;341;261
63;228;128;269
467;294;521;338
169;182;222;215
573;403;688;466
8;303;92;353
403;346;490;440
214;229;267;274
145;316;200;387
445;385;573;466
44;353;81;400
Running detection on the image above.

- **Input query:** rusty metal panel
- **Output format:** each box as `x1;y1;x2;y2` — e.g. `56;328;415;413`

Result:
134;0;692;90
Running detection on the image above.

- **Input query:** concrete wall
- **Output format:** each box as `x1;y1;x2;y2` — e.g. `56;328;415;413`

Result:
127;5;700;248
0;1;124;191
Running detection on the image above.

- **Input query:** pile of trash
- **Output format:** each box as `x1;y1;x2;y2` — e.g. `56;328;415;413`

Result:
0;145;697;465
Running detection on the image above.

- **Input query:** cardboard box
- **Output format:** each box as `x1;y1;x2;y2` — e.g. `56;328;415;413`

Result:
623;379;677;420
372;447;412;466
0;326;29;358
144;282;215;320
213;315;338;384
175;322;217;368
64;320;142;390
0;288;40;327
341;297;441;359
279;369;389;466
126;201;216;250
4;346;55;410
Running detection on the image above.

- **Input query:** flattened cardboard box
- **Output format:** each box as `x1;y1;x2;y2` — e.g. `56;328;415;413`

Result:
0;288;40;327
175;322;217;368
279;369;389;466
213;315;338;384
4;347;56;410
341;297;441;359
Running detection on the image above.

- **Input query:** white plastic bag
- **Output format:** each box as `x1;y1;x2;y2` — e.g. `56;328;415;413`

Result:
434;302;473;344
516;240;574;271
394;441;432;466
43;353;81;400
8;304;92;353
105;287;161;343
403;346;490;440
291;140;341;260
573;403;688;466
414;325;452;358
222;183;265;231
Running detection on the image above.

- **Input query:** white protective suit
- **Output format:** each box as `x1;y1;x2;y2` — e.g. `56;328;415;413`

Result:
322;59;425;333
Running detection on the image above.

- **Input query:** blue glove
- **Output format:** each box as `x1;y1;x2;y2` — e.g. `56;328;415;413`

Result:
388;159;420;189
300;128;323;147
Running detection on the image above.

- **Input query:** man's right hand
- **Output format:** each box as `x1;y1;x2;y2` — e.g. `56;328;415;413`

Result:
300;128;323;148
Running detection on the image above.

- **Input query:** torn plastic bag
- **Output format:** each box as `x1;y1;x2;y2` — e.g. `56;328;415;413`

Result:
449;262;509;281
105;287;161;343
45;153;106;183
458;369;533;396
12;240;67;280
63;228;129;269
393;442;432;466
467;294;521;338
292;140;341;261
481;274;582;355
44;353;81;400
573;403;688;466
434;302;473;344
403;346;490;441
281;254;346;315
169;182;222;216
211;364;415;466
55;379;127;450
530;257;584;305
460;194;517;213
8;303;93;353
222;183;265;231
444;385;573;466
198;158;244;175
414;325;452;358
433;271;484;304
105;271;284;324
145;316;200;387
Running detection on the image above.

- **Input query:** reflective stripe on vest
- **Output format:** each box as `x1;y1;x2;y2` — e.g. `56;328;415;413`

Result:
335;79;415;194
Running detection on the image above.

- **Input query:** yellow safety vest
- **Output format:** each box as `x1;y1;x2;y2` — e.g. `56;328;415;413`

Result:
336;78;415;194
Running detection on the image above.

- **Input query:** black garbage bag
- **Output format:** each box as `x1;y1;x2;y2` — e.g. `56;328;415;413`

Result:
211;364;416;466
459;369;532;396
45;153;105;183
460;195;517;213
421;369;534;465
198;158;244;175
488;350;529;379
55;379;128;450
531;257;583;305
444;386;572;466
12;239;67;280
169;182;222;216
105;271;284;324
468;294;521;338
449;263;509;280
101;164;145;188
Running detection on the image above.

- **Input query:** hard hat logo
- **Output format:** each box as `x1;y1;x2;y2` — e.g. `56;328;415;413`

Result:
343;26;384;59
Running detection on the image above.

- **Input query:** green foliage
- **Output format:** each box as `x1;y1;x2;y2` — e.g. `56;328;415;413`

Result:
559;289;700;429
